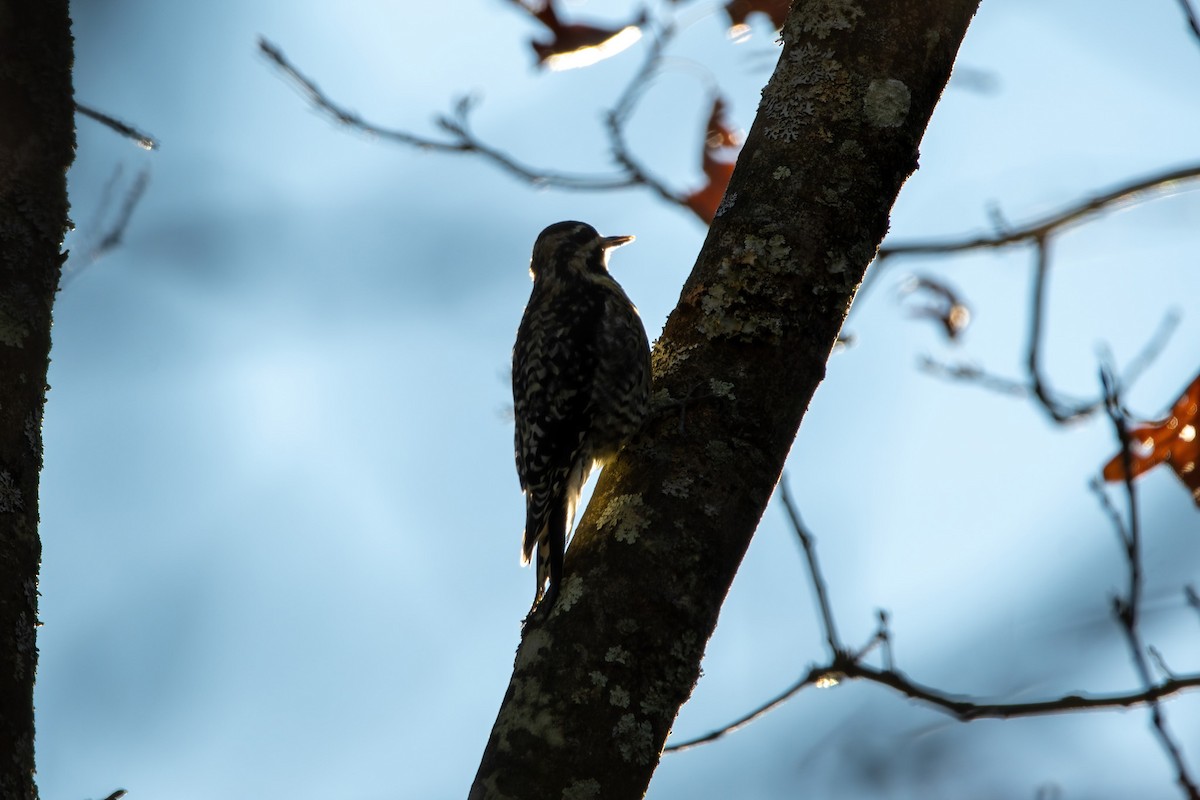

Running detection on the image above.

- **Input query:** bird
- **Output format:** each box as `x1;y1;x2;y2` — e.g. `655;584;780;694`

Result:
512;221;652;614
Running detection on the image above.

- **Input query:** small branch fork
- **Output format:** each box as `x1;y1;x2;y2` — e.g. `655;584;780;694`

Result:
258;29;689;208
878;164;1199;424
665;479;1200;791
68;103;156;278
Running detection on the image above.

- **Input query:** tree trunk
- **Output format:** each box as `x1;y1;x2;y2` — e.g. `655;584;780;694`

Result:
0;3;75;797
470;1;981;797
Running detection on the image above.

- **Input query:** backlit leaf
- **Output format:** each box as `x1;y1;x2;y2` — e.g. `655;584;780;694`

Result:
683;97;742;223
1103;373;1200;507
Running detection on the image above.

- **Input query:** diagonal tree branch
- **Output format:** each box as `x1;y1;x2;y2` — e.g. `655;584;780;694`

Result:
468;2;983;797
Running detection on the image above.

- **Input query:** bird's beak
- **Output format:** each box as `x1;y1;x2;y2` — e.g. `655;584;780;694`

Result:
602;234;635;250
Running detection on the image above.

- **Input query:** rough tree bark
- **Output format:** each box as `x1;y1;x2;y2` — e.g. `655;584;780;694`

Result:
470;1;981;798
0;3;74;797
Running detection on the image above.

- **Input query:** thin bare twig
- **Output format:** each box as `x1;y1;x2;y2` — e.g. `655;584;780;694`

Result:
779;479;841;655
874;166;1192;423
89;167;150;260
664;483;1200;755
877;164;1200;260
259;27;713;215
916;309;1180;419
1186;585;1200;624
1024;236;1085;423
841;660;1200;722
917;357;1031;396
1151;647;1179;681
1100;368;1200;800
605;22;689;207
664;666;826;753
64;165;152;282
1088;476;1131;548
851;610;892;665
1022;237;1125;423
1122;309;1184;388
258;37;636;191
75;102;158;150
664;644;1200;752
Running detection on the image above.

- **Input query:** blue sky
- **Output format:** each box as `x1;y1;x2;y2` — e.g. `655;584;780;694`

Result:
40;1;1200;798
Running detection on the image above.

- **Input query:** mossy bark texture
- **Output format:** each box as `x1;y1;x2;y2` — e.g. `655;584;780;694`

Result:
0;3;74;798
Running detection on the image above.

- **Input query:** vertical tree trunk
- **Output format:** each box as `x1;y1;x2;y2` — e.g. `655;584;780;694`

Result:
0;3;75;797
470;1;981;797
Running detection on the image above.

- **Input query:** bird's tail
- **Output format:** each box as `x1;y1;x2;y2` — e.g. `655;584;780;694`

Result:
522;493;567;609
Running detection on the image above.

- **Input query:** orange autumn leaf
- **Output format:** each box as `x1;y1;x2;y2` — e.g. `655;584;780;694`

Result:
507;0;643;70
1102;372;1200;506
684;97;742;223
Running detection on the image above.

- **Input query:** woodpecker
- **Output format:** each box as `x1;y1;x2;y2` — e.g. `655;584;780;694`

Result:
512;221;652;613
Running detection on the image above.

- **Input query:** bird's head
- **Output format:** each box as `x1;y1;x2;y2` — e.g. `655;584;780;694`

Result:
528;220;634;282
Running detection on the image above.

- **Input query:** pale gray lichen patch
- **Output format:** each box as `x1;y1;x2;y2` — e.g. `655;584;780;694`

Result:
556;574;585;612
772;165;791;180
563;779;602;800
819;245;869;294
760;44;842;141
609;686;631;708
651;339;698;379
751;234;793;267
708;379;735;400
494;676;566;752
696;233;796;340
863;78;911;128
801;0;865;38
0;471;23;513
590;670;608;688
597;494;649;545
703;503;719;518
613;713;656;764
661;475;694;499
639;692;668;717
605;646;631;665
515;628;554;671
